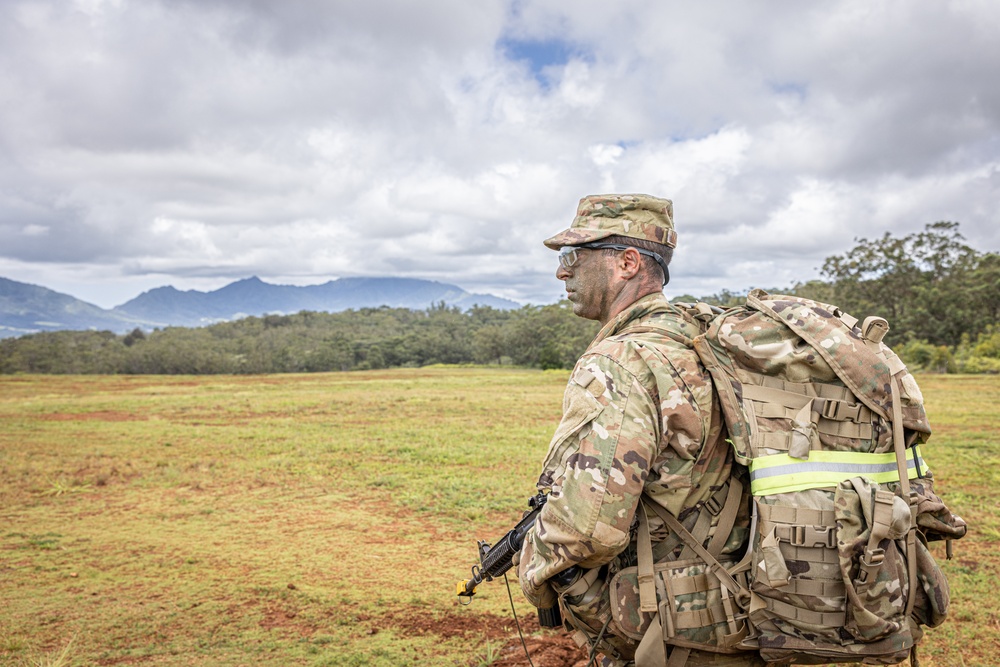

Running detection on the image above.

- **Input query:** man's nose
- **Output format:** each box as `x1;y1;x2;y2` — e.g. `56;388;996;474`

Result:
556;263;571;280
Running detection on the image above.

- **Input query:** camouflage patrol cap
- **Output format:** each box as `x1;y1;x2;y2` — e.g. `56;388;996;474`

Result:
543;194;677;250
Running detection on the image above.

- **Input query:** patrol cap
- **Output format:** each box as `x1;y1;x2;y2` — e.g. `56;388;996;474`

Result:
543;194;677;250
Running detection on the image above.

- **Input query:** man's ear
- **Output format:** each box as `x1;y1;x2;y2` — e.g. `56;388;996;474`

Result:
619;247;643;280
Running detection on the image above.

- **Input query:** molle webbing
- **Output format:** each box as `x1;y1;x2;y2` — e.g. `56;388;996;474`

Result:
632;480;752;663
780;576;845;599
749;445;929;496
741;379;875;449
743;375;858;403
757;596;846;627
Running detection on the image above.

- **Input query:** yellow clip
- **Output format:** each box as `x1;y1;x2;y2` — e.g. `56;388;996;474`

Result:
456;580;476;600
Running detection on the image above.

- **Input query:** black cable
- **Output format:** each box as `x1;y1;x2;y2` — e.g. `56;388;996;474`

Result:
585;613;613;667
503;572;536;667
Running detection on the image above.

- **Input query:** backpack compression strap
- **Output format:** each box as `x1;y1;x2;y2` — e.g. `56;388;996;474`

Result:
633;482;752;667
891;376;919;620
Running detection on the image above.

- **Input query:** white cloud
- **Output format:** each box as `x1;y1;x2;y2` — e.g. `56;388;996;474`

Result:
21;224;49;237
0;0;997;309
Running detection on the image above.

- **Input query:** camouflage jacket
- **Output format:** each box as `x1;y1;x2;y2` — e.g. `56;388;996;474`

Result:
519;293;738;606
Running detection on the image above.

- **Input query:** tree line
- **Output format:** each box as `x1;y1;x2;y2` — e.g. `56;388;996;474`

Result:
1;222;996;375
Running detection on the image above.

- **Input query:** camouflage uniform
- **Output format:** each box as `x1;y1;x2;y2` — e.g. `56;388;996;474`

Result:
519;195;761;667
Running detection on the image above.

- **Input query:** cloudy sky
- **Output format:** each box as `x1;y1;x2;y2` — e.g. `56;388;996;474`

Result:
1;0;998;309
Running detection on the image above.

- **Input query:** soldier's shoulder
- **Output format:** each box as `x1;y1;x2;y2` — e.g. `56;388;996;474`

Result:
606;317;699;359
585;336;652;369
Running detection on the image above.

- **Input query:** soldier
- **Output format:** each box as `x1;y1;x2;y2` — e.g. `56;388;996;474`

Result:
517;195;761;667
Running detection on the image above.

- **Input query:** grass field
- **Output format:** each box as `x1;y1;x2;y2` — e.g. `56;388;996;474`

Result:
0;369;997;666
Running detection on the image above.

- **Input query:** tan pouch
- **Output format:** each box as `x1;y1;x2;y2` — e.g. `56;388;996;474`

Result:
834;477;913;643
609;558;749;653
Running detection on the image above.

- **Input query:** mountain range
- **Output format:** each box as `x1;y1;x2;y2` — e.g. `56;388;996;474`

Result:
0;276;520;338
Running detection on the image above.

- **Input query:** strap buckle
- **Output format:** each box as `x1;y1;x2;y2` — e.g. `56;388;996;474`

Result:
704;490;725;516
861;547;885;570
818;398;861;422
788;525;837;549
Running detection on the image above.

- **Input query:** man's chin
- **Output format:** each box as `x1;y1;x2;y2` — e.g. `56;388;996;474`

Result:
570;302;595;320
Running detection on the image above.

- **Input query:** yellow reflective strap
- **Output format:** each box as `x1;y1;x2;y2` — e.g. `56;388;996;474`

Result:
749;446;928;496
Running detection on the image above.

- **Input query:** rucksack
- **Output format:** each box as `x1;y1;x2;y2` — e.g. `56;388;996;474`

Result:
609;290;967;666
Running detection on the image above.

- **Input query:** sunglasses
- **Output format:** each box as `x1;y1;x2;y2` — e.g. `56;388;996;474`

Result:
558;243;670;285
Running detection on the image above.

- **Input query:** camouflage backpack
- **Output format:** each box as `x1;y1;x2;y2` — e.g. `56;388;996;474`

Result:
675;289;968;665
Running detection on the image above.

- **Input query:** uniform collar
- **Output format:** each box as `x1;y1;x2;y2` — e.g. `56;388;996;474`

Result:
591;292;671;347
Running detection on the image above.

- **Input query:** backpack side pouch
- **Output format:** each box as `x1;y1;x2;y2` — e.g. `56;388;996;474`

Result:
834;477;914;643
609;558;751;653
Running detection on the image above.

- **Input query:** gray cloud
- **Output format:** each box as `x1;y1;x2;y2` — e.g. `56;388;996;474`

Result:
0;0;997;309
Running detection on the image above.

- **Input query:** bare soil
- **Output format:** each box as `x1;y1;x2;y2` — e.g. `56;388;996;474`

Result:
488;635;590;667
370;610;587;667
379;609;589;666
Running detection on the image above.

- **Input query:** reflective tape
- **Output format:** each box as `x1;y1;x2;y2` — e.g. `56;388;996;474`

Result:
749;446;928;495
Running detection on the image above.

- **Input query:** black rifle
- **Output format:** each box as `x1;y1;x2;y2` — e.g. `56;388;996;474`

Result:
456;492;569;627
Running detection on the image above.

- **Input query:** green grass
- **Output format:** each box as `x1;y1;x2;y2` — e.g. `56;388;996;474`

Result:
903;375;1000;665
0;369;996;666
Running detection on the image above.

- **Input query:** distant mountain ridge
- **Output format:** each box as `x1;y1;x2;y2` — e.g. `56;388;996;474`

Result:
0;276;520;338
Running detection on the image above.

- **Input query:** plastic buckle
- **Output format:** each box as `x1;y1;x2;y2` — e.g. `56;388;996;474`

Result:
820;399;841;420
819;398;862;422
862;548;885;569
704;493;724;516
789;525;836;548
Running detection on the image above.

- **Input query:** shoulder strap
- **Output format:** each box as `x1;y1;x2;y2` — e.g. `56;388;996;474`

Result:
891;376;919;619
636;482;750;609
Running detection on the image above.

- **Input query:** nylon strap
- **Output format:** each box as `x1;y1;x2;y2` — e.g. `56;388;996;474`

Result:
650;481;732;561
757;504;835;526
680;501;714;561
668;646;691;667
749;446;928;495
632;616;694;667
890;376;919;619
662;571;713;596
774;543;841;565
669;601;737;629
743;378;856;404
762;595;846;626
753;399;869;421
839;312;859;329
635;615;667;667
706;477;744;557
853;478;895;593
784;576;845;599
755;421;874;449
642;499;749;603
637;503;659;613
719;584;749;644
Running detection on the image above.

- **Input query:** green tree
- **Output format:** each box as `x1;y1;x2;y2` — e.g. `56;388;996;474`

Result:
821;222;990;346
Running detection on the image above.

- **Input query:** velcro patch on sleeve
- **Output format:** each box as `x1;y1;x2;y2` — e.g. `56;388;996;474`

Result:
572;368;606;397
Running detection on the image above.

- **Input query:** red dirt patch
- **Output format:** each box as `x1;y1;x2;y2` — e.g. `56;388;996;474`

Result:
378;610;588;667
380;609;522;640
259;604;317;637
489;634;589;667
